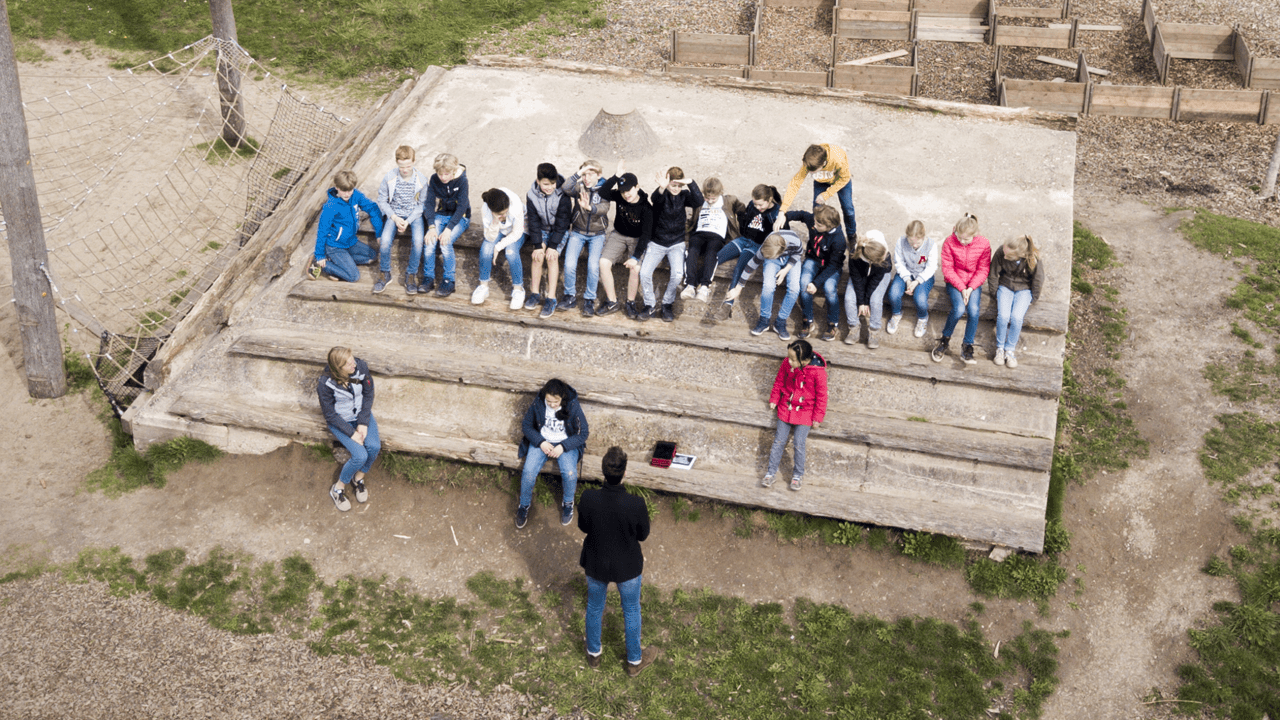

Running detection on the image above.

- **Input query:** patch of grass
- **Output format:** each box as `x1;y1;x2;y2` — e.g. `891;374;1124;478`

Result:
196;135;260;163
900;531;967;568
85;434;223;497
1200;413;1280;505
305;441;335;463
965;555;1068;601
15;40;49;62
671;496;700;523
1181;209;1280;337
1070;221;1114;294
64;347;97;392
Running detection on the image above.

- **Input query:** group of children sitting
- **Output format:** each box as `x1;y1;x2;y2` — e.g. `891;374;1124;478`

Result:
309;144;1046;368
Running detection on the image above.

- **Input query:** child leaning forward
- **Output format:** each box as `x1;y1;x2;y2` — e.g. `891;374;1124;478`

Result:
986;235;1044;369
932;213;991;365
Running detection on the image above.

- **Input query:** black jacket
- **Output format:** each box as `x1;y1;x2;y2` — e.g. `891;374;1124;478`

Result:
786;210;847;289
638;179;704;256
424;167;471;230
578;484;650;583
600;176;653;244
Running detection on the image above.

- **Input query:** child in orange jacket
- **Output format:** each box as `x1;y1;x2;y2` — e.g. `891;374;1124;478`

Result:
762;340;828;492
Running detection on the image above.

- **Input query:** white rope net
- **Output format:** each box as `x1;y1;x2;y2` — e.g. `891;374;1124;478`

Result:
2;36;345;411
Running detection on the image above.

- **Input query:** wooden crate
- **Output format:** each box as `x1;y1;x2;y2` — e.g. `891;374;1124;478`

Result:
991;0;1071;20
1086;84;1176;119
835;8;915;40
1176;88;1266;123
1160;23;1234;60
1266;93;1278;124
1001;78;1088;113
992;21;1075;49
664;64;749;78
671;31;754;66
831;64;917;95
749;69;832;85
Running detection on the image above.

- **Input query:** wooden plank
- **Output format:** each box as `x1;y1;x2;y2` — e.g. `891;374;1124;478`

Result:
1253;60;1280;91
994;25;1072;49
672;32;752;66
916;15;985;26
837;9;914;39
839;49;910;65
914;0;988;17
1141;0;1156;42
839;25;914;41
748;69;831;85
1265;92;1278;125
839;0;909;9
287;281;1066;397
915;29;988;42
763;0;837;7
1153;24;1169;84
998;6;1062;18
1235;31;1254;87
1049;23;1122;31
1037;54;1109;75
1168;50;1235;61
664;64;748;78
1176;87;1266;123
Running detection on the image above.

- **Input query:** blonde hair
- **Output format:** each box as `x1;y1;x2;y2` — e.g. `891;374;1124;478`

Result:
905;219;926;239
333;170;357;192
854;234;891;267
1003;235;1039;272
703;177;724;197
761;233;787;259
579;158;604;174
327;346;355;386
394;145;416;162
813;205;840;229
953;213;979;238
433;153;459;175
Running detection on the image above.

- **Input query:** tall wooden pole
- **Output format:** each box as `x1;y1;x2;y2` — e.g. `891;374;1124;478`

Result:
0;0;67;398
209;0;246;148
1263;128;1280;200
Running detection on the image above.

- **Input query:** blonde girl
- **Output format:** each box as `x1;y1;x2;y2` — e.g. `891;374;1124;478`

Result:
986;235;1044;368
886;220;939;338
317;347;380;512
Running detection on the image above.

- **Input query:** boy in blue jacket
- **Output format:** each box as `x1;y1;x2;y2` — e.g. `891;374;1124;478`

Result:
309;170;385;283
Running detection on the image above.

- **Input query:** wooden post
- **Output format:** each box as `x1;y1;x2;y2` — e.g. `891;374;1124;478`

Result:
1263;126;1280;199
0;0;66;398
209;0;246;148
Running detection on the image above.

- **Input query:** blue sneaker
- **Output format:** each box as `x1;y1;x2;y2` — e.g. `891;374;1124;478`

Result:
774;318;791;341
540;297;557;318
751;317;770;336
404;272;417;295
524;292;542;310
560;502;574;526
515;504;530;529
372;272;390;294
420;277;435;295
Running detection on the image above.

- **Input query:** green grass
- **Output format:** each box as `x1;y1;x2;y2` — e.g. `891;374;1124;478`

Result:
7;0;606;80
1069;220;1114;295
14;39;49;62
196;136;260;163
35;545;1066;719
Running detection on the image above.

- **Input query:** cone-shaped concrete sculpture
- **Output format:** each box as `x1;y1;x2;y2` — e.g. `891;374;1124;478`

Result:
578;107;660;160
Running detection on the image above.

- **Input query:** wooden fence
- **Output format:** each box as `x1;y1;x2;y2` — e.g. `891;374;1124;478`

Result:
834;6;916;41
670;31;756;67
1142;0;1280;88
831;42;919;94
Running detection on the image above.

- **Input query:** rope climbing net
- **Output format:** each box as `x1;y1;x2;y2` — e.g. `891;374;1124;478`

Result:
2;36;346;412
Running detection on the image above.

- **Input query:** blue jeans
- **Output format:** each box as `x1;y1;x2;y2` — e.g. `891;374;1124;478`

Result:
767;419;810;478
888;275;935;320
943;283;982;344
329;416;381;485
586;574;643;664
813;180;856;238
324;241;377;282
760;258;802;322
424;214;470;281
640;242;686;307
799;259;840;325
378;215;425;275
716;237;760;290
564;230;606;301
479;231;527;286
845;272;892;331
518;445;580;507
996;286;1033;352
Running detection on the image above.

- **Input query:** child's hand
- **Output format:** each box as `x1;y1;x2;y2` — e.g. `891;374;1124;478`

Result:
725;285;742;302
806;282;817;295
813;422;820;430
624;257;639;270
439;229;454;246
655;171;668;190
906;280;918;294
858;305;870;317
774;271;787;287
616;159;626;175
769;402;777;410
961;287;972;304
548;444;564;459
315;258;327;269
395;217;408;232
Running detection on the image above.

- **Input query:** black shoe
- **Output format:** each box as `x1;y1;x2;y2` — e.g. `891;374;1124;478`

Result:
624;300;637;319
420;277;436;295
436;279;455;298
562;294;578;311
598;300;621;316
774;318;791;341
961;343;977;364
661;303;675;323
516;504;530;529
798;319;812;338
820;324;836;342
636;304;652;322
405;273;417;295
582;299;596;317
524;292;542;310
372;272;391;294
931;337;951;363
560;502;574;526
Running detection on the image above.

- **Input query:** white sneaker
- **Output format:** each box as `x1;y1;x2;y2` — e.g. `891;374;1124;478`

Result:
993;348;1005;366
695;285;712;302
1005;352;1018;369
509;285;525;310
471;283;490;305
886;314;901;335
913;318;928;338
680;285;696;300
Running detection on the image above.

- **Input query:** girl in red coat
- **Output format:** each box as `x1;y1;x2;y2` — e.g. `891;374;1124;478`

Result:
932;213;992;365
763;340;828;491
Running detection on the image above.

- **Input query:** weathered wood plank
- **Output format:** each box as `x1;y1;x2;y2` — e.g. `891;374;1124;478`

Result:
915;29;988;42
1253;61;1280;91
914;0;988;17
763;0;835;7
997;6;1060;18
748;69;830;85
839;0;909;10
1049;23;1121;31
1176;88;1266;123
1141;0;1156;42
672;32;752;65
1037;54;1109;75
994;25;1072;49
665;64;748;78
840;49;910;65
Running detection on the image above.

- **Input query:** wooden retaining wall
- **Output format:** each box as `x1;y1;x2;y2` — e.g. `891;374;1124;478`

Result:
835;6;916;40
831;42;919;94
1142;0;1280;88
670;31;756;67
991;19;1076;49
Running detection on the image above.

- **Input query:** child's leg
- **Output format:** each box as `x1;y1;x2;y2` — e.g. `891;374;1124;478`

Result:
776;263;803;321
599;258;619;302
843;277;858;331
329;424;369;485
1007;289;1033;351
478;239;497;283
792;424;811;478
798;259;819;322
583;234;606;302
639;247;662;308
530;247;546;295
563;231;586;299
423;216;444;280
503;233;526;288
698;236;726;287
942;284;965;338
407;217;425;278
995;285;1013;349
914;277;935;320
766;419;794;477
626;262;642;302
887;276;907;317
357;417;382;476
758;258;781;319
378;218;398;274
325;247;360;282
834;182;857;239
518;447;548;508
546;248;561;300
820;272;841;328
685;233;708;287
962;287;982;345
556;448;580;505
351;240;378;266
662;243;686;305
441;215;468;283
713;238;742;284
868;273;891;330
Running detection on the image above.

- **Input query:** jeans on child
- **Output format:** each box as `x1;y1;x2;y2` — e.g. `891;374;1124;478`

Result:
760;258;802;321
424;214;470;281
519;445;580;507
329;416;381;485
640;242;686;307
844;272;891;330
799;258;841;325
715;237;761;290
378;216;424;275
888;275;936;320
767;419;810;478
585;574;643;664
943;283;982;344
813;180;857;239
996;286;1033;351
563;230;606;301
479;231;528;286
324;241;378;282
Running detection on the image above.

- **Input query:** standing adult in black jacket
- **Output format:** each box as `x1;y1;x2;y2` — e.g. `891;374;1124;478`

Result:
578;447;661;677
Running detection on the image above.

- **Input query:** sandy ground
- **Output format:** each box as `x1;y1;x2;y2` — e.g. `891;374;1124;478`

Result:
0;42;1255;720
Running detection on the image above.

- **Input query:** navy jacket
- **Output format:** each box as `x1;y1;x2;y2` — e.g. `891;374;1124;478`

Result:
317;358;374;437
787;210;847;289
518;382;589;459
639;179;704;256
578;483;650;583
424;167;471;230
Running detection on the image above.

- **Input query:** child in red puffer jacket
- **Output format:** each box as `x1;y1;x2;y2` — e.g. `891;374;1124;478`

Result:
762;340;828;492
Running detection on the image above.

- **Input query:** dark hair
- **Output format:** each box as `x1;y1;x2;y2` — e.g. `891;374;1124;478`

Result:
788;339;814;365
536;163;559;182
802;145;827;172
481;188;509;213
602;446;627;485
752;184;781;204
540;378;572;421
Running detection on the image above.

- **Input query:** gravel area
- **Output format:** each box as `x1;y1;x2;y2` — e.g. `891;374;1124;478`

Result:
474;0;1280;229
0;575;564;720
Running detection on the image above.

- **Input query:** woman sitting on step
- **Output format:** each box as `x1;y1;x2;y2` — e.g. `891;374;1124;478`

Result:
317;346;380;512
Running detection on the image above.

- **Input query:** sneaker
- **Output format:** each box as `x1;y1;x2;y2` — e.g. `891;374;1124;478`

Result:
540;297;558;318
420;277;436;295
515;504;530;529
405;273;417;295
325;271;342;282
1005;352;1019;369
586;650;602;669
353;479;368;503
696;285;712;302
661;303;675;323
625;646;661;678
471;283;490;305
722;298;735;317
563;294;578;310
993;348;1006;366
524;292;542;311
582;299;596;317
789;476;803;491
774;318;791;341
798;319;812;339
886;314;902;335
436;279;455;298
560;502;574;526
680;285;696;300
931;337;950;363
842;328;856;345
761;474;776;488
598;299;621;316
867;328;880;349
624;300;637;319
751;317;770;336
820;324;836;342
330;483;351;512
372;272;390;294
509;286;525;310
636;304;652;322
961;343;977;364
913;318;928;338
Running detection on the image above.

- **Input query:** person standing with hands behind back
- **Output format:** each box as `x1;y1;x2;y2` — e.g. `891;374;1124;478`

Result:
578;447;661;677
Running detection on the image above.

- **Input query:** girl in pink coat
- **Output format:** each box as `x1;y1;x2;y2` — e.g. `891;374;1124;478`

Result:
931;213;992;365
762;340;828;491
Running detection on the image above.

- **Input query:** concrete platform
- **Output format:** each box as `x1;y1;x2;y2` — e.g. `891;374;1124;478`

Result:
131;63;1076;551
